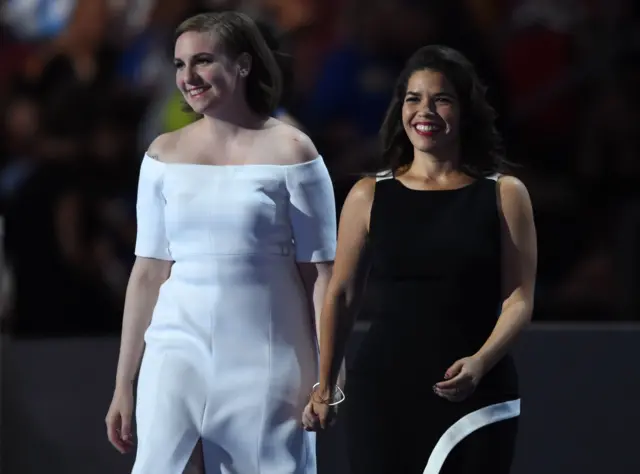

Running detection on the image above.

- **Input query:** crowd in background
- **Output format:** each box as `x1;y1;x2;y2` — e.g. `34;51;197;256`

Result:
0;0;639;337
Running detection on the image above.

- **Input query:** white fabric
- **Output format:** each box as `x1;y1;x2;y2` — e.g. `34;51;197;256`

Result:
132;155;336;474
375;170;393;182
423;399;521;474
134;157;171;260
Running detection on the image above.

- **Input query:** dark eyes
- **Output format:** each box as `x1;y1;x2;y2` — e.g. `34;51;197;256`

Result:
404;96;452;104
173;58;213;69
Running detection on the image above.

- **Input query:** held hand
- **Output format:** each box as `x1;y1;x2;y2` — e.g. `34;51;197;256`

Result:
301;401;321;431
105;386;135;454
434;356;485;402
301;398;336;431
301;386;341;431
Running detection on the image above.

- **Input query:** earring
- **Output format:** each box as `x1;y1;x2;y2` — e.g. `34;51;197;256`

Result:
240;69;248;77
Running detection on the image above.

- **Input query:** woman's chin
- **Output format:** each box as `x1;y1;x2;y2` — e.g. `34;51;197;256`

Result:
186;101;209;115
185;93;222;115
410;135;454;155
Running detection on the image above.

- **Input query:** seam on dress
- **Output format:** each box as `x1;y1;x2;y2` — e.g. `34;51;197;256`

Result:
256;297;273;472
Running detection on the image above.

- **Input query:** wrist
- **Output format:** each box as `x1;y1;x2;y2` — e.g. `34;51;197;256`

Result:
115;378;135;392
472;352;491;376
311;382;345;406
313;382;332;400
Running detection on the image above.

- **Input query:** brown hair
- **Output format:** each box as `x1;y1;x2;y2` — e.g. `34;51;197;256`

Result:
175;11;283;117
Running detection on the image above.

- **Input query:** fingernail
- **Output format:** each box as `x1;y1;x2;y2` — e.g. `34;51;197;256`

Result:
432;385;437;392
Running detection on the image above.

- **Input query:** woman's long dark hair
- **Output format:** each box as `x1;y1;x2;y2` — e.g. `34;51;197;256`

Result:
376;45;508;177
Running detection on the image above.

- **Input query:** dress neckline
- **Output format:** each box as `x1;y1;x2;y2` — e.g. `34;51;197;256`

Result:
391;177;482;193
143;153;323;169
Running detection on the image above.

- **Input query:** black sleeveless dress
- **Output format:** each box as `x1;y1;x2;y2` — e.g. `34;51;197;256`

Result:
344;176;520;474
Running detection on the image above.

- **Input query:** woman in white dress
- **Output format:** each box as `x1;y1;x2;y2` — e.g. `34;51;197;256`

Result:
105;11;336;474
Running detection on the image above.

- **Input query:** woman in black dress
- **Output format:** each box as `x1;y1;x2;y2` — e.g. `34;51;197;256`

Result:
303;45;537;474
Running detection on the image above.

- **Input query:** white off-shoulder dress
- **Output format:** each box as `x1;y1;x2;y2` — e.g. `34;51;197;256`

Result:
130;155;336;474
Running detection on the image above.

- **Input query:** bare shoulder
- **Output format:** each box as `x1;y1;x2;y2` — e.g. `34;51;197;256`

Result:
496;175;534;220
336;177;376;235
267;120;319;165
344;177;376;212
145;130;182;163
496;175;531;204
146;120;205;162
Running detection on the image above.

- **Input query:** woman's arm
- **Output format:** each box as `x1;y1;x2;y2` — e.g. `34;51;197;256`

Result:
298;261;350;387
316;178;374;400
473;176;537;372
114;256;172;391
435;176;537;399
298;261;332;344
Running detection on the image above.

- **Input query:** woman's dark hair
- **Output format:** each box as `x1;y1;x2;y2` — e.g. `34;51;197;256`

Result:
377;45;507;177
175;11;283;116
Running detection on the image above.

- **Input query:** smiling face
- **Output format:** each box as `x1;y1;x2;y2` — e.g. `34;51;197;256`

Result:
401;68;461;154
173;30;249;115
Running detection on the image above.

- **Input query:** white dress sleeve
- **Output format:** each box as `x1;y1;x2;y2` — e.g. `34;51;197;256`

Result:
285;156;337;263
134;156;173;260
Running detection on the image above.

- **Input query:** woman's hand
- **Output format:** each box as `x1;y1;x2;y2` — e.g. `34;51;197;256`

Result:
301;387;340;431
105;386;135;453
433;356;485;402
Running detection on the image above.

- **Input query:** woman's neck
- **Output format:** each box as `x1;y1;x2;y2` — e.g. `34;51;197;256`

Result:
406;146;461;181
202;101;266;138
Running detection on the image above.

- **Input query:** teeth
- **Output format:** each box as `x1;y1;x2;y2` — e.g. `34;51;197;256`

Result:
188;87;207;96
416;124;439;132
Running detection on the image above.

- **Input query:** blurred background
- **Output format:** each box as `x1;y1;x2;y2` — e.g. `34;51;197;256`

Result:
0;0;639;473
